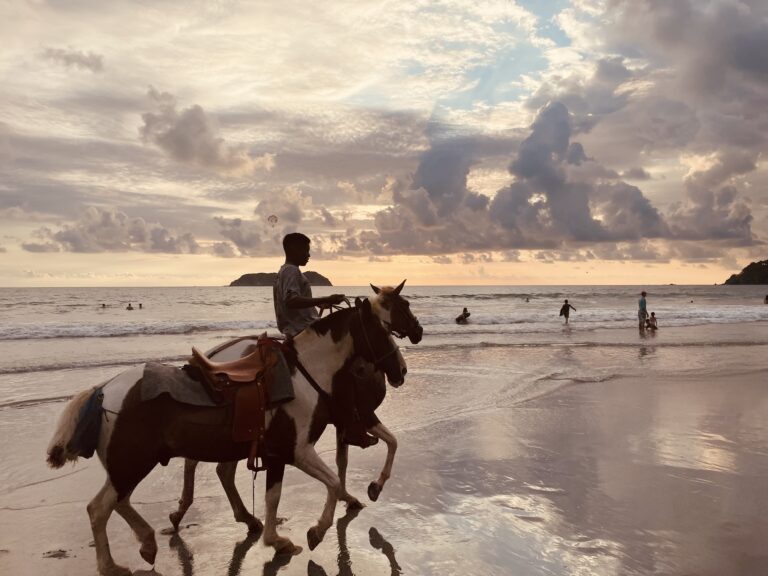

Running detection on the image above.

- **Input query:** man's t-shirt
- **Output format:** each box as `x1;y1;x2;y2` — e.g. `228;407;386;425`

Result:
638;297;647;314
273;263;318;337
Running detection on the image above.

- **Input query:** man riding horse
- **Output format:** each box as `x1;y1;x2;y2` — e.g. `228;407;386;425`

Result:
274;232;378;448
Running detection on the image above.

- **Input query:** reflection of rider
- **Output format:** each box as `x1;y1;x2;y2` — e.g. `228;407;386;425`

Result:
274;233;377;449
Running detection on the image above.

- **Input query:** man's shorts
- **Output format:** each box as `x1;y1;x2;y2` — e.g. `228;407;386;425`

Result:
638;311;648;322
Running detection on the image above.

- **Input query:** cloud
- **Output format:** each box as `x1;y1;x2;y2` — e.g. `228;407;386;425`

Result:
140;88;275;175
213;217;270;256
621;167;651;181
320;207;338;227
212;241;238;258
431;255;452;264
22;207;200;254
42;47;103;72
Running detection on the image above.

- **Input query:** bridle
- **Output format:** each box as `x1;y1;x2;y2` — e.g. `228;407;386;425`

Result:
290;302;400;402
356;307;400;370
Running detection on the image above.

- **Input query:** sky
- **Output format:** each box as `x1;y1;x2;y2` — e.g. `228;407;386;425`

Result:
1;0;766;286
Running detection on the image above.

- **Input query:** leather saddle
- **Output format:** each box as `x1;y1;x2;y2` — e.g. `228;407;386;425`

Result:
189;334;283;471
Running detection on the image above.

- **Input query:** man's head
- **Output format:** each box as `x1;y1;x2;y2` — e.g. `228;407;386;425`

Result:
283;233;311;266
641;291;647;296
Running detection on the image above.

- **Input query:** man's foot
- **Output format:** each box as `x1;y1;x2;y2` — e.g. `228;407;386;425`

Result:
343;430;379;448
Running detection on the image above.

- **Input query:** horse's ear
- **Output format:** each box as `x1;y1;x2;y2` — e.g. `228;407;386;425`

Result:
370;283;381;295
354;296;363;308
361;298;372;316
393;279;406;295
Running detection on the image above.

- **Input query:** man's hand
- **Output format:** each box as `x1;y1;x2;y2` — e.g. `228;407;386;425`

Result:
325;294;346;306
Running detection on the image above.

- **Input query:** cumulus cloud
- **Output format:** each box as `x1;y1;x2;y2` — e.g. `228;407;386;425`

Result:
42;47;103;72
621;167;651;181
23;207;200;254
140;87;275;174
214;217;269;256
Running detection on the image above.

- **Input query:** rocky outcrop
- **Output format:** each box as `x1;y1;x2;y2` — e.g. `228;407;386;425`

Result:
723;260;768;285
229;271;333;286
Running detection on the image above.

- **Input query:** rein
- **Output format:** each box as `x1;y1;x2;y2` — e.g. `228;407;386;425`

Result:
289;305;399;403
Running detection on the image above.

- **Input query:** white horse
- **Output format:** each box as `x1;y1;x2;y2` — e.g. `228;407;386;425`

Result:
46;297;408;576
169;281;424;533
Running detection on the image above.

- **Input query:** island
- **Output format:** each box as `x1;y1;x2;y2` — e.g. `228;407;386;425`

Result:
229;271;333;286
723;260;768;285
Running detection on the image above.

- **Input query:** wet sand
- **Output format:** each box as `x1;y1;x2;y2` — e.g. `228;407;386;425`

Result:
2;362;768;575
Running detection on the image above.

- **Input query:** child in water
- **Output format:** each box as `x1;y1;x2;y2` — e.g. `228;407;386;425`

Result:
455;307;470;324
646;312;658;330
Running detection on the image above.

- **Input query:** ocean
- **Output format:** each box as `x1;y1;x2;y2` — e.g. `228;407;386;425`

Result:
1;284;766;403
1;284;768;575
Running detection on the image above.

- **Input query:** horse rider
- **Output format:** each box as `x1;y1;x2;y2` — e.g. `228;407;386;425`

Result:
274;232;378;448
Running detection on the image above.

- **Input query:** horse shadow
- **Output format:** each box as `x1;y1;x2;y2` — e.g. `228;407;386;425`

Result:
307;507;402;576
164;509;400;576
167;530;262;576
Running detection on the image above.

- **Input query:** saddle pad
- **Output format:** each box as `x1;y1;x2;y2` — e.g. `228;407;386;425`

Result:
141;362;217;407
269;349;294;406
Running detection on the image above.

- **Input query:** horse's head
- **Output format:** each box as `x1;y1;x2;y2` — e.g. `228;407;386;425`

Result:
352;298;407;387
370;280;423;344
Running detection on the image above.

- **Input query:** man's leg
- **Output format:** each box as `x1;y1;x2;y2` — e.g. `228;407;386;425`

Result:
334;375;377;449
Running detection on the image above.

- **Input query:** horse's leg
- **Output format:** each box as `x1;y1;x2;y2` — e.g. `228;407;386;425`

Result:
169;458;198;531
114;491;157;565
263;459;301;555
88;479;130;576
366;422;397;502
335;430;364;510
293;447;342;550
216;461;263;533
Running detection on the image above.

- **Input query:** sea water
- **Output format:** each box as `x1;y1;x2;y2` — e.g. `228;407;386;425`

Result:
1;284;767;406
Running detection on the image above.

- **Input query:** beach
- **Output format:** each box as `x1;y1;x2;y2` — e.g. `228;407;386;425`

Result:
1;287;767;575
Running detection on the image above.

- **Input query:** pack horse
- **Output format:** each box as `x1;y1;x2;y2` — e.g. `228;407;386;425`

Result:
46;283;422;576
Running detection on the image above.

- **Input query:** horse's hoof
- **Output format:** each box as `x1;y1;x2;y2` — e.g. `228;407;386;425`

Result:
367;482;382;502
345;497;365;511
273;538;301;556
139;536;158;564
307;526;323;550
245;516;264;535
169;511;183;531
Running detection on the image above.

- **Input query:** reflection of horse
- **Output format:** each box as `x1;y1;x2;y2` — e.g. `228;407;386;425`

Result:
46;297;410;576
169;283;423;534
308;509;402;576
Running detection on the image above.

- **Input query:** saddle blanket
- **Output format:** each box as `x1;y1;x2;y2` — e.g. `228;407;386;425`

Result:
141;355;295;407
142;362;217;406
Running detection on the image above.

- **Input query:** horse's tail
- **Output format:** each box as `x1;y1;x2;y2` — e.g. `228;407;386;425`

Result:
46;386;98;468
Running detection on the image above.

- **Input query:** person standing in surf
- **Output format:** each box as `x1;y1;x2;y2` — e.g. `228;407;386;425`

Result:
559;299;576;324
638;291;648;330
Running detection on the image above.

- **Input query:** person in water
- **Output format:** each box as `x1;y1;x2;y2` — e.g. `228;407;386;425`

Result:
274;232;377;448
559;299;576;324
126;303;134;311
638;291;648;330
646;312;658;330
455;307;470;324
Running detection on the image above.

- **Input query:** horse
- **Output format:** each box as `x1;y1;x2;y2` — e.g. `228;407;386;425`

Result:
169;281;423;534
46;296;409;576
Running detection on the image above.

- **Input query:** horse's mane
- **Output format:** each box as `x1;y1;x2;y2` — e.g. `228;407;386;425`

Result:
308;305;357;342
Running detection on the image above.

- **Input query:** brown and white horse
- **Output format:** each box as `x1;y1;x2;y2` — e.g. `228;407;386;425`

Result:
168;282;423;535
46;297;410;576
